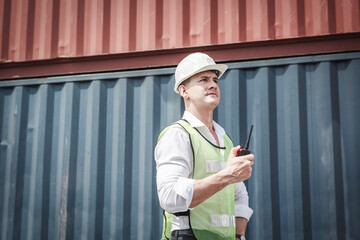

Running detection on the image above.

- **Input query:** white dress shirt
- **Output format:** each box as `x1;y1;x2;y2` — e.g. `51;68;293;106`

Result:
155;111;253;231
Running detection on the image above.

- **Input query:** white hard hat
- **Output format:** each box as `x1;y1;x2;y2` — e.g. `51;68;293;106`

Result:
174;52;228;94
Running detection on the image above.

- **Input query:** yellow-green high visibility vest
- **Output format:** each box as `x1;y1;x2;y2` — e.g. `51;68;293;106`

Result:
158;119;236;240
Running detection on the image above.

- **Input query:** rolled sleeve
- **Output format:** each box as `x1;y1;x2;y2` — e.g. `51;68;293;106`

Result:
235;204;253;220
174;177;195;208
234;182;253;220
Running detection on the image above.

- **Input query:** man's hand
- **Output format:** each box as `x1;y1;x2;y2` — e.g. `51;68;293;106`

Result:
224;146;254;184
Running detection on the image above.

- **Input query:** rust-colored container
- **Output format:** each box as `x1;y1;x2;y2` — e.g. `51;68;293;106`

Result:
1;0;359;63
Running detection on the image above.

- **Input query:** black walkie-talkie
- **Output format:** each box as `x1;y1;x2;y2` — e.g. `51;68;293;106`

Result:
237;125;253;156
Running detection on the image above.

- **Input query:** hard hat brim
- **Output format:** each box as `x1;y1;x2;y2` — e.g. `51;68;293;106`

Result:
174;64;228;94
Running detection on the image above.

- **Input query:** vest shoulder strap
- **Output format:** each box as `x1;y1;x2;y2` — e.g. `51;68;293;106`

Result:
157;119;191;143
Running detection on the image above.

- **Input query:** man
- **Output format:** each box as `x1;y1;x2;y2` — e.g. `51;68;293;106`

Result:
155;52;255;240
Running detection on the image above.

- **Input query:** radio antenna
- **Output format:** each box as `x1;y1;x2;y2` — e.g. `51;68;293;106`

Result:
244;125;253;150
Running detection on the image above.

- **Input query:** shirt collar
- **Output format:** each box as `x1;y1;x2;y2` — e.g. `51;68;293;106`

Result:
182;111;226;137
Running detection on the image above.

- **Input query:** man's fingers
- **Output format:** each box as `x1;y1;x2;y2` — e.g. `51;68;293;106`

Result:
229;146;241;157
243;154;255;161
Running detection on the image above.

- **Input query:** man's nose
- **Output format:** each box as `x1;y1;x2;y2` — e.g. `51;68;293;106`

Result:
209;80;218;89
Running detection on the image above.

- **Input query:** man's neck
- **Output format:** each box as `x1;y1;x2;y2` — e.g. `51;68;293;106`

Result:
185;108;220;146
186;108;214;132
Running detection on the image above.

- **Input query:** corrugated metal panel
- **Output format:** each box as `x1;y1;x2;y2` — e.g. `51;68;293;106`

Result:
0;52;360;240
1;0;360;62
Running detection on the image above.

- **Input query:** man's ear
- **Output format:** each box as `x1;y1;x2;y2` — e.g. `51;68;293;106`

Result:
179;85;188;99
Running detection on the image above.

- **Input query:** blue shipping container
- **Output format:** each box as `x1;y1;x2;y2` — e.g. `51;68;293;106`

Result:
0;52;359;240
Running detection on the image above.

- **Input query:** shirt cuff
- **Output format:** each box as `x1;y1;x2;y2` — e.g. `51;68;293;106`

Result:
174;177;195;208
235;204;253;220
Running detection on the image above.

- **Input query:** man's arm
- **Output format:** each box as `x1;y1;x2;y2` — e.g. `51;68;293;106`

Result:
156;128;254;213
234;181;253;237
189;146;254;208
236;217;248;237
155;127;195;213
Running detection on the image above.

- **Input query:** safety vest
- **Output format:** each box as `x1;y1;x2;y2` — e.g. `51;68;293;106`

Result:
158;120;236;240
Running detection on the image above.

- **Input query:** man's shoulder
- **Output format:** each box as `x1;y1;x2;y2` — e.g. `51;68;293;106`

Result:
164;122;188;133
157;121;190;143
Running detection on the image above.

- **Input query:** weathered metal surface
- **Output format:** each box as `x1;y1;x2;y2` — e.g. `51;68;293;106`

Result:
0;52;359;239
1;0;359;62
1;33;360;80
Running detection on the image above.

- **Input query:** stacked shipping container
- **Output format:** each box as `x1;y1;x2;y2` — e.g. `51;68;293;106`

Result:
1;0;360;62
1;0;360;239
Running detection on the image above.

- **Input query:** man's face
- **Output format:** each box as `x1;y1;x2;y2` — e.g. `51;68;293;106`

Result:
180;71;220;110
